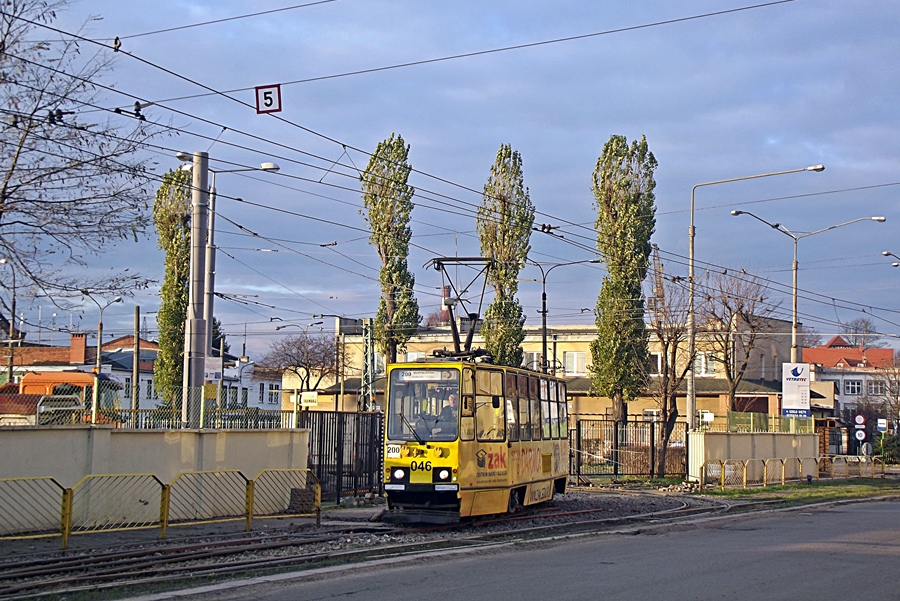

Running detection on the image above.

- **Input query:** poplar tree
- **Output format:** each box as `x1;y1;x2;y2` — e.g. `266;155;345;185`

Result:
477;144;534;367
152;168;191;406
589;135;657;422
361;133;420;363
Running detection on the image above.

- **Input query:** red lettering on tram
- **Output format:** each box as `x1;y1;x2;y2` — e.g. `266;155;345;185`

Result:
487;449;507;470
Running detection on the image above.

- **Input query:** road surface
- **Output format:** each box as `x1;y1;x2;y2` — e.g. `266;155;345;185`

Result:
130;499;900;601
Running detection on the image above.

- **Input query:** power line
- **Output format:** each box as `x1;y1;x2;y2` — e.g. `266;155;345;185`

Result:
113;1;338;40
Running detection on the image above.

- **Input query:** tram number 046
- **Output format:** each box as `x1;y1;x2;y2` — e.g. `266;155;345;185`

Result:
410;460;432;472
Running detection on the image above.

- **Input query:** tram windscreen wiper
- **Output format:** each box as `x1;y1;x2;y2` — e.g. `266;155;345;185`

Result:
398;410;425;445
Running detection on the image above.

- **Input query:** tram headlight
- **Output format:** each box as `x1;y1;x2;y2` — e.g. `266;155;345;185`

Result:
433;468;452;483
390;467;409;482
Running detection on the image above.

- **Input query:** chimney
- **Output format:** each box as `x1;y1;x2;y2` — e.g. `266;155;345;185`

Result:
441;285;450;326
70;332;87;364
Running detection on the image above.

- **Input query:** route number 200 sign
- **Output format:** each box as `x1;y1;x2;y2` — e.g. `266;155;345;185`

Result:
255;84;282;114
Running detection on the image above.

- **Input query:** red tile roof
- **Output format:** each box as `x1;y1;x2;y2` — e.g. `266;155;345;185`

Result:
803;339;894;368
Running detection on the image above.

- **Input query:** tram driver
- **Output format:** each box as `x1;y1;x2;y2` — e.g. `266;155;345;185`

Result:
437;393;458;429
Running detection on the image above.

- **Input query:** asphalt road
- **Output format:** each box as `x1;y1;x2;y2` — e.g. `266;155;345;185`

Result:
130;499;900;601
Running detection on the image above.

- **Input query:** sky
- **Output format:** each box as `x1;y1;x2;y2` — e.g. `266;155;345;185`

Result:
14;0;900;358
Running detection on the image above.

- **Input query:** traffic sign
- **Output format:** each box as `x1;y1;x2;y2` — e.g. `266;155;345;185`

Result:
854;414;866;425
255;84;282;114
877;418;888;432
855;429;866;441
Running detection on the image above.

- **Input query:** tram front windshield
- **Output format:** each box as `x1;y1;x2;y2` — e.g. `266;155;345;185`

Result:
388;368;460;442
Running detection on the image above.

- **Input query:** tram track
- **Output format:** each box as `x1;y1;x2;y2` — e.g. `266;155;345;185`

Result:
0;491;777;600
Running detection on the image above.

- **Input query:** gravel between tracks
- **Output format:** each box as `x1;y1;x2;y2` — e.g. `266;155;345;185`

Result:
0;488;711;565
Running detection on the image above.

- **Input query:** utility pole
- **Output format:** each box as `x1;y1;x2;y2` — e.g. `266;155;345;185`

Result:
132;305;140;427
0;258;16;383
182;151;209;427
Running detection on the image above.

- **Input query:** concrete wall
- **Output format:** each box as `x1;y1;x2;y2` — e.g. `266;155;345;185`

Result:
0;427;309;487
687;431;818;481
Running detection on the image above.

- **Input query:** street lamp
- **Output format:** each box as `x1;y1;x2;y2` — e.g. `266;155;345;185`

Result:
81;290;123;373
81;289;122;422
0;258;16;382
275;321;324;332
525;259;600;374
882;251;900;267
176;154;280;360
687;164;824;432
731;211;885;363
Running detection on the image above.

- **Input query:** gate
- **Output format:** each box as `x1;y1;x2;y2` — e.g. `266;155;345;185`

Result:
571;418;686;479
299;411;383;504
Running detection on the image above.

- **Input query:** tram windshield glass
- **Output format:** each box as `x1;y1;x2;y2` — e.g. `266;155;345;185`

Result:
387;368;460;442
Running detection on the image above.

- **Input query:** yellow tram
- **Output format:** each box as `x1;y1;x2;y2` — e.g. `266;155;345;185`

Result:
383;360;569;524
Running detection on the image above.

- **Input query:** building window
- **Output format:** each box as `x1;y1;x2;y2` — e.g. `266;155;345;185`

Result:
649;353;662;376
375;353;386;375
521;352;542;371
405;351;426;362
241;388;248;407
868;380;886;396
124;378;131;396
694;352;717;376
146;379;153;399
563;352;587;376
259;383;265;404
844;380;862;396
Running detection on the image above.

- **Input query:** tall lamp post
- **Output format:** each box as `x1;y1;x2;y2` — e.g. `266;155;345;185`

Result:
525;259;600;374
81;289;122;422
175;152;278;426
687;164;824;432
176;154;280;361
0;258;16;382
731;211;885;362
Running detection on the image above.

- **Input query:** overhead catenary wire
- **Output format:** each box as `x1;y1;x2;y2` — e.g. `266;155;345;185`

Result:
3;5;896;342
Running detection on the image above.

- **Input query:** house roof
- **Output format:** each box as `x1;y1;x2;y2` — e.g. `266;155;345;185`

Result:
102;335;161;352
802;339;893;368
0;394;43;415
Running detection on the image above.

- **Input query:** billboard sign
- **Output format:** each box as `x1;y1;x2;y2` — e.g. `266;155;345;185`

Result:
782;363;811;417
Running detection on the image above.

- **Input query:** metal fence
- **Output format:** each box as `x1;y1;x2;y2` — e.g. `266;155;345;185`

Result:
710;411;815;433
300;410;383;504
701;455;885;488
570;418;687;479
0;469;320;549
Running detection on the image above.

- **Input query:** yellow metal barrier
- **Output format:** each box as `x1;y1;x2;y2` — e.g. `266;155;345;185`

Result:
745;459;765;486
763;458;784;486
722;460;745;488
817;456;834;479
168;470;248;526
783;457;801;483
701;455;886;490
250;469;321;527
700;460;722;487
0;477;66;540
0;469;322;549
67;474;165;538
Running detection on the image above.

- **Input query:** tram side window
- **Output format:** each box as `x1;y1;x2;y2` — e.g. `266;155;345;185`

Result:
517;374;530;441
558;381;569;437
475;370;505;442
540;378;552;439
548;379;559;439
506;372;519;442
529;376;541;440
